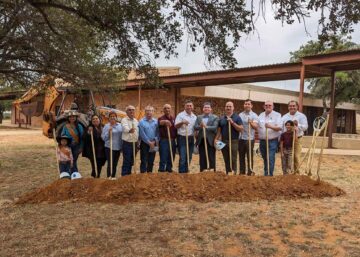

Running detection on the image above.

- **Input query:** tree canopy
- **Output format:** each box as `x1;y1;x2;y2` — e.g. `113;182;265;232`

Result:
1;0;359;89
290;36;360;108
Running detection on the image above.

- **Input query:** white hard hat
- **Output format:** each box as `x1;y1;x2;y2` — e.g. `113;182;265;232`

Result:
215;141;226;151
60;172;71;179
71;172;82;180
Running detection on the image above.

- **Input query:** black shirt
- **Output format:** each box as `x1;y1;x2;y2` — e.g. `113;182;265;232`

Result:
218;113;243;140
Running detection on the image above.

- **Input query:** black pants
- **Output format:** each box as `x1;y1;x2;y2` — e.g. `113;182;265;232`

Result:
90;157;106;178
221;139;238;174
238;139;255;175
140;141;156;173
198;139;216;171
105;147;121;178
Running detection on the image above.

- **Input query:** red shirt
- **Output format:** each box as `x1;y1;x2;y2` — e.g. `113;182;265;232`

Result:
280;131;293;149
158;115;177;139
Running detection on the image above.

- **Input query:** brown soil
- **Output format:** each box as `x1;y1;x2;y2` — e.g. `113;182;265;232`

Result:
17;172;344;205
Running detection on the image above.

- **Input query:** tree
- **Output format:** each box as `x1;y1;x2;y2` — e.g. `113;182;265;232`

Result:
290;36;360;109
1;0;359;89
0;99;12;123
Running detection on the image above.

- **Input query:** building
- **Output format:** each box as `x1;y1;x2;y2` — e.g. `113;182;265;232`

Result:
11;74;359;135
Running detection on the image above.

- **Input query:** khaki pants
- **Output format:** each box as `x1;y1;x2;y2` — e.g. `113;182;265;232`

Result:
294;137;302;172
281;148;292;174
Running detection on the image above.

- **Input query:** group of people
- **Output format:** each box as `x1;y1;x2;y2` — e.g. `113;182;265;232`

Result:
56;99;308;179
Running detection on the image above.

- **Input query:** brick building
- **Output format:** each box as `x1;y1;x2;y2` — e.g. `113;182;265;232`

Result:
12;67;359;135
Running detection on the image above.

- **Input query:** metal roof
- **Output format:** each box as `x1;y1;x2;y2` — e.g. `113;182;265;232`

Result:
125;50;360;88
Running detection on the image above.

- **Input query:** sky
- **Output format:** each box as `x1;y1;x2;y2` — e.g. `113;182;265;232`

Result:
153;4;360;92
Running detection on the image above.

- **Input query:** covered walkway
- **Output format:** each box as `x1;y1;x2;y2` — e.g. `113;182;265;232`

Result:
127;49;360;148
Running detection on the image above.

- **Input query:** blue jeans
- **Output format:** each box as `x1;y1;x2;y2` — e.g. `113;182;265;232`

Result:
260;139;278;176
140;141;156;173
70;144;81;174
122;141;136;176
159;138;176;172
177;135;194;173
59;161;71;174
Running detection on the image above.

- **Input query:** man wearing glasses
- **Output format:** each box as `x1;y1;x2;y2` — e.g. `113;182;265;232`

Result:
258;101;282;176
121;105;139;176
281;100;308;173
139;105;158;173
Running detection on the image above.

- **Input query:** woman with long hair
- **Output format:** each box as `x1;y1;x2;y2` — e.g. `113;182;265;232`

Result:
82;114;106;178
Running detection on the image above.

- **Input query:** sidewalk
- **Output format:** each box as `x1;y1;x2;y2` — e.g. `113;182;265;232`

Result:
302;148;360;156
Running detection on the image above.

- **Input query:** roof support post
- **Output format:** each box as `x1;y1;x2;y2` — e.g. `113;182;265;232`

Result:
328;70;336;148
298;65;305;112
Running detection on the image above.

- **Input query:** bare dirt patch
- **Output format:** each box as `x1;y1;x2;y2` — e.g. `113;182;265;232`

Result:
17;173;344;205
2;126;360;256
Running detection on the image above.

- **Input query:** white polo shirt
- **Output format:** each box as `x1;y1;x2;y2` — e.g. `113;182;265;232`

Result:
175;110;197;136
281;111;308;137
258;110;282;140
121;117;139;143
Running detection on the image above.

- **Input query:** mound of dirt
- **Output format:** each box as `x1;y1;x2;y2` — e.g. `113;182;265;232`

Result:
17;173;345;205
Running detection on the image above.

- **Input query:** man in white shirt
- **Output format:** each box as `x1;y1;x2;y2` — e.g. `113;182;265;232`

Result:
121;105;139;176
281;100;308;173
175;100;197;173
238;99;259;175
258;101;282;176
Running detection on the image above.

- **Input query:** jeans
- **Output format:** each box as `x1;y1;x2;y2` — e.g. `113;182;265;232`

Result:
70;144;81;174
259;139;278;176
105;147;121;178
159;138;176;172
140;141;156;173
122;141;137;176
59;161;71;174
177;135;194;173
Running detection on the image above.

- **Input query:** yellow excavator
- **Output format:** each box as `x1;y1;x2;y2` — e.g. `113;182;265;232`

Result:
42;85;128;138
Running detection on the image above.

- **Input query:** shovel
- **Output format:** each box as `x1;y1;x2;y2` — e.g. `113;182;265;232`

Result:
185;125;190;173
203;125;210;171
90;130;98;177
266;127;270;176
167;126;175;172
53;128;60;174
228;120;233;175
132;122;136;174
110;129;113;178
248;119;254;175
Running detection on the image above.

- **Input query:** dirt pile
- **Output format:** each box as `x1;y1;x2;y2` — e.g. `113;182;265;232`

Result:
17;173;345;205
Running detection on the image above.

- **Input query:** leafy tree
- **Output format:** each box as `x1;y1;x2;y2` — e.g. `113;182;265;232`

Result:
0;100;12;123
290;36;360;109
1;0;359;89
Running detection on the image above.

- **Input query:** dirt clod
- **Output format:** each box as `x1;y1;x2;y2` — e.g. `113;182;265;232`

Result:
16;173;345;205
